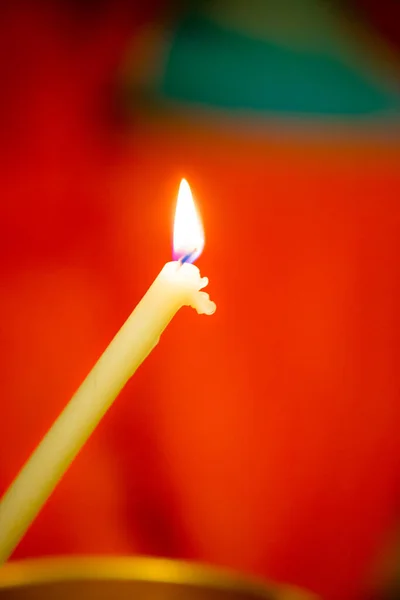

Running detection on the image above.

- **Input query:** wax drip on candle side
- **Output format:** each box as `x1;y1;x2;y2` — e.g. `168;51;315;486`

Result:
188;273;216;315
192;291;216;315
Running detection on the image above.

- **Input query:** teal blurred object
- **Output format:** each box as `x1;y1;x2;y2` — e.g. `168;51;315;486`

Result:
155;0;400;117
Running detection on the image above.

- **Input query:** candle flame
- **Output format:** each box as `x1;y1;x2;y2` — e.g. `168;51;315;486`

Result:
173;179;204;263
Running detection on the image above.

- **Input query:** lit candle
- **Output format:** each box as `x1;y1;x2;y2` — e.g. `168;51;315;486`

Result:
0;179;216;564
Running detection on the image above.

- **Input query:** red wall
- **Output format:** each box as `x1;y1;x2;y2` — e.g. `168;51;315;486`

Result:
0;4;399;600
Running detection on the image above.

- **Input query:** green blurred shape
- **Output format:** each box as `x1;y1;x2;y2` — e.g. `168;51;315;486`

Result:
160;12;400;116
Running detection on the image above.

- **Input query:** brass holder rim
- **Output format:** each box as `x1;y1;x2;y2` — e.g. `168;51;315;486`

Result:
0;555;314;599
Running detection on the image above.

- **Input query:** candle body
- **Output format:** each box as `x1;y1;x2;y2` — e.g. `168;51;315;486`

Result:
0;262;215;563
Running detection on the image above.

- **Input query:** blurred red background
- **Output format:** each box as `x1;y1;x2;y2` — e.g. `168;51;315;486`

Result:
0;2;399;600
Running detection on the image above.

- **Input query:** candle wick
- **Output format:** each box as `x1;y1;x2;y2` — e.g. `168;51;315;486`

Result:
179;249;197;266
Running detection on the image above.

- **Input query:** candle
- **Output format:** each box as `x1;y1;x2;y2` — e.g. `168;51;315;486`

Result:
0;179;216;564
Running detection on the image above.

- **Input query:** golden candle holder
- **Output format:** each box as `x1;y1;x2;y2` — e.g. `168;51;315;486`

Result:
0;556;317;600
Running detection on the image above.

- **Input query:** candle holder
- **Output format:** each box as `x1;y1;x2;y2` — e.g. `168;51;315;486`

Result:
0;556;316;600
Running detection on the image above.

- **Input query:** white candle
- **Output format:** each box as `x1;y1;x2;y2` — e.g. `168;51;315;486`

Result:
0;179;215;564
